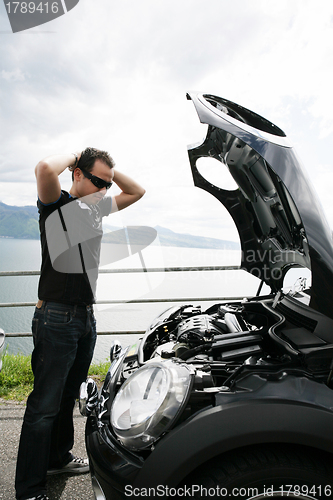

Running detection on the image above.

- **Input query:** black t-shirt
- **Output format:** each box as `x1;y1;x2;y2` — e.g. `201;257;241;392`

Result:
37;191;112;305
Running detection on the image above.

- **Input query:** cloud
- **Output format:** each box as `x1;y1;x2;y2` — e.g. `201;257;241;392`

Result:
1;68;26;81
0;0;333;237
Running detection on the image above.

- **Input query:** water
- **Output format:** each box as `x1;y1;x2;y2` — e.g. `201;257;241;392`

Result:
0;238;267;363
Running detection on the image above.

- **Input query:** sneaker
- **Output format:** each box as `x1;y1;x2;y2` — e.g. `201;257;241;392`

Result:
47;456;89;475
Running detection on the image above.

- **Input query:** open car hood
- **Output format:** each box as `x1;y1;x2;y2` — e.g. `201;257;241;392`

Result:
187;92;333;320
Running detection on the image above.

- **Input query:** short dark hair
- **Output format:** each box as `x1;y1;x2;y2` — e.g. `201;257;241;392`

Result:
72;147;115;180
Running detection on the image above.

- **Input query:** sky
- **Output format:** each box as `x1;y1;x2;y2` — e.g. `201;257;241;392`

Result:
1;0;333;242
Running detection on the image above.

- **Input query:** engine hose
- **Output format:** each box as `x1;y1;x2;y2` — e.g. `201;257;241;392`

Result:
179;344;211;361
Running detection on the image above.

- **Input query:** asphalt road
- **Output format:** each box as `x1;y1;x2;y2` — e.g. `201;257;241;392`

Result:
0;399;95;500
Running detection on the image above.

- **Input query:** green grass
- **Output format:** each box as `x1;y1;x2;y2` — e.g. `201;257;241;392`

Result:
0;352;110;401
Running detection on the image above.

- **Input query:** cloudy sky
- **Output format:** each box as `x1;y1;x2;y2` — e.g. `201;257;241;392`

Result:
0;0;333;242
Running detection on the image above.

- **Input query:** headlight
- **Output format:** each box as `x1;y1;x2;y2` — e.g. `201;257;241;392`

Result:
110;359;193;450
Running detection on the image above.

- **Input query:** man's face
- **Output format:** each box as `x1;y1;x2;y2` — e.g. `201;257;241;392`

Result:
75;159;114;203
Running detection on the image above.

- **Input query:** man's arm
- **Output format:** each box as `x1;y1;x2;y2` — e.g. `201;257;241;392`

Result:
111;170;145;212
35;153;78;204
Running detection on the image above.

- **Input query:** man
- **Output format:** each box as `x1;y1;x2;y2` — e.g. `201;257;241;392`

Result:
15;147;145;500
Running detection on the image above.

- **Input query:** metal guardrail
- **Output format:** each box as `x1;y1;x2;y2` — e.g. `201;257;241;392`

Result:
0;265;240;277
1;265;244;338
6;330;147;338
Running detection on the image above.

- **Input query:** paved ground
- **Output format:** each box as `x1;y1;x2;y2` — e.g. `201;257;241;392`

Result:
0;399;95;500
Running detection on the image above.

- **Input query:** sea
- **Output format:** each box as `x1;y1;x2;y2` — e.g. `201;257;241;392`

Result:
0;237;272;363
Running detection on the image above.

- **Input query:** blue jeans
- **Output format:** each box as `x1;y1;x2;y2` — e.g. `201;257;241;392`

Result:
15;301;97;500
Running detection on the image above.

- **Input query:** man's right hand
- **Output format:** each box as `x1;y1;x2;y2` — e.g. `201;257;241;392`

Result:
68;151;82;172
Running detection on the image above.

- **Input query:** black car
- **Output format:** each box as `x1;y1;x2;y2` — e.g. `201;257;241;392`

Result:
80;93;333;500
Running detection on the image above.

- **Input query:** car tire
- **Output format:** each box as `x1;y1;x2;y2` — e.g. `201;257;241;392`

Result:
181;444;333;499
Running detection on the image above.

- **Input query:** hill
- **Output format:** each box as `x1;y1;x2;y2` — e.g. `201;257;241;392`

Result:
0;202;39;240
0;202;239;249
153;225;239;249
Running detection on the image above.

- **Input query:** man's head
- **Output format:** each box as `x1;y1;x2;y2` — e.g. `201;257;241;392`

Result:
71;147;115;202
74;147;115;178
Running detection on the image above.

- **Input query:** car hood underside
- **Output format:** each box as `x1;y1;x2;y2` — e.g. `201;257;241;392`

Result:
187;92;333;320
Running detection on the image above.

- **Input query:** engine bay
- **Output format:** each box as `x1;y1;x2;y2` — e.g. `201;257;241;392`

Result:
134;295;333;393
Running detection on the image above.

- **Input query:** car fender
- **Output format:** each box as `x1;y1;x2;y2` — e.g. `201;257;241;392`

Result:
134;399;333;488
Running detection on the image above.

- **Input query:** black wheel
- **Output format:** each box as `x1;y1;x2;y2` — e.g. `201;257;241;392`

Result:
180;445;333;499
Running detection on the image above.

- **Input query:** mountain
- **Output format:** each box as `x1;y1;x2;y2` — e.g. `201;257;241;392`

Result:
0;201;39;240
0;202;240;249
153;226;239;249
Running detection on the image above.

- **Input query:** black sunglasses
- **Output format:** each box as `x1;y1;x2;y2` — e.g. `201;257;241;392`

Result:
80;168;113;190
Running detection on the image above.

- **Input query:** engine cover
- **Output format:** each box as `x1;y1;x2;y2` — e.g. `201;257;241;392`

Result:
177;314;224;346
